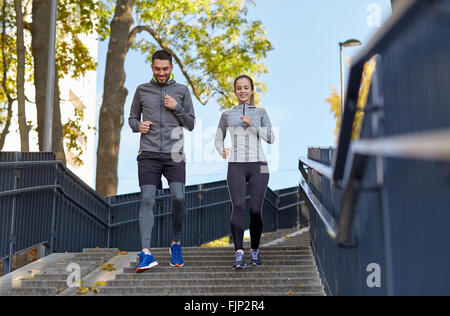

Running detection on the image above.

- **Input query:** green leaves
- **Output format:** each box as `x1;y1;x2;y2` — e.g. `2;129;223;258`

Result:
131;0;273;109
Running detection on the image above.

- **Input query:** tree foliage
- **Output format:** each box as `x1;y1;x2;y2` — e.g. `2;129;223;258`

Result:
326;56;377;143
130;0;273;108
0;0;107;164
96;0;273;196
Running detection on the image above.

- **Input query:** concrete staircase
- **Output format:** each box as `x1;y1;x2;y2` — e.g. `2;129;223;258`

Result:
0;228;325;296
0;248;119;296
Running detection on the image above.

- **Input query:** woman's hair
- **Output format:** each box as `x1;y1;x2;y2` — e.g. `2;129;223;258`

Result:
234;75;255;105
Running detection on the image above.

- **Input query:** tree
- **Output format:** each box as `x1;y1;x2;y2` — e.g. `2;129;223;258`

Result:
14;0;29;151
96;0;273;197
31;0;106;163
0;0;108;163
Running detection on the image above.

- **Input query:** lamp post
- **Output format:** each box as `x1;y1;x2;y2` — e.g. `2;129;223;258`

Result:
339;39;362;121
43;0;58;152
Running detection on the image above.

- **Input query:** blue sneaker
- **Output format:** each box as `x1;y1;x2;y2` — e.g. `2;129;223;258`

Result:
135;252;158;273
169;244;184;267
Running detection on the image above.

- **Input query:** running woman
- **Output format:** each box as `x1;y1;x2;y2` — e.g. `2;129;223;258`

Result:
128;50;196;272
215;75;275;270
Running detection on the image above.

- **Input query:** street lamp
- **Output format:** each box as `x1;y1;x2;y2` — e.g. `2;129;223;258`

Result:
339;39;362;121
43;0;58;152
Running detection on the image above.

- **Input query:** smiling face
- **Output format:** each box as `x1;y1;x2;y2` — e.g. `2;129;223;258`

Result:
234;77;254;105
151;59;174;84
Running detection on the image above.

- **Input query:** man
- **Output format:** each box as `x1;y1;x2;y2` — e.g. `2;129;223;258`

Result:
128;50;195;272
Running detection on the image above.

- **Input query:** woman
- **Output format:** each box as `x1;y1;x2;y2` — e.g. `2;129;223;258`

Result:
215;75;275;270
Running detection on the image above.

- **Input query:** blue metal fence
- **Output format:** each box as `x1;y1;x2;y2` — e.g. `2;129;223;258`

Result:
299;0;450;296
0;152;302;275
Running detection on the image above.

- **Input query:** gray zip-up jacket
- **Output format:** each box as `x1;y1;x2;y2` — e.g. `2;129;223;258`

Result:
128;76;196;154
215;104;275;162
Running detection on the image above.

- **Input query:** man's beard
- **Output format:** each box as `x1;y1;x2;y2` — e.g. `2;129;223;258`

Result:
156;75;169;83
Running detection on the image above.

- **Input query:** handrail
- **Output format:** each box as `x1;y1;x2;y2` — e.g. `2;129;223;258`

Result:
0;159;110;208
297;0;450;246
298;177;337;239
299;157;333;179
332;0;421;183
0;185;58;197
351;128;450;162
0;183;109;228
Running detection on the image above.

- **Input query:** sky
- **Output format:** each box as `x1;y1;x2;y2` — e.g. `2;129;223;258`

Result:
95;0;392;195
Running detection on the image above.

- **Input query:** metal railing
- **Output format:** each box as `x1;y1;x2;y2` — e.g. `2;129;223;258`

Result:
0;152;302;276
298;0;450;295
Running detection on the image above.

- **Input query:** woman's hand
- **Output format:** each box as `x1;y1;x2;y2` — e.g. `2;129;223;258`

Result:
240;116;251;126
222;148;231;159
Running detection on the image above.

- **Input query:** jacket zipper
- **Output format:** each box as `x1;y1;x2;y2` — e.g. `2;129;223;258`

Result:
160;87;164;151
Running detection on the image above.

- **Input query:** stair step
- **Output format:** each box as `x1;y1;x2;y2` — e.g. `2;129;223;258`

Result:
1;287;60;296
116;271;319;280
96;284;325;296
105;277;321;287
122;265;317;273
130;255;314;263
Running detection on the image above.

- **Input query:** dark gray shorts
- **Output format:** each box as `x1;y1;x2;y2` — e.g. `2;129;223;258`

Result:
137;151;186;189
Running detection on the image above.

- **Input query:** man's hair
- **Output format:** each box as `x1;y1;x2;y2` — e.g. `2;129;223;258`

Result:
152;50;173;64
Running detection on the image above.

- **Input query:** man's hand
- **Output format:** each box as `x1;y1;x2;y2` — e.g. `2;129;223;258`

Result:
164;94;177;110
139;121;154;134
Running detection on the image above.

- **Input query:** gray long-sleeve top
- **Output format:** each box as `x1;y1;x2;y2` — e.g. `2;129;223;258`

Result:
128;77;195;154
215;104;275;162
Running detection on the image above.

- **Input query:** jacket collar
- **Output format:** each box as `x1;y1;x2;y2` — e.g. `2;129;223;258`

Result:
150;73;176;86
232;103;256;109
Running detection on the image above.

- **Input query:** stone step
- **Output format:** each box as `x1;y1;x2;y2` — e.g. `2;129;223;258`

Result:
129;254;314;263
105;277;321;287
81;248;120;255
96;284;325;296
20;280;68;289
142;246;311;253
116;271;319;280
44;266;96;275
122;265;317;274
123;259;315;270
1;287;60;296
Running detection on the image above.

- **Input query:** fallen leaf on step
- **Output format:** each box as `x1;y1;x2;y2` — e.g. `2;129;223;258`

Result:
77;286;89;294
268;269;274;273
297;282;302;286
20;276;35;280
89;287;99;293
128;277;134;280
119;251;128;255
100;264;116;271
95;281;108;286
59;260;66;263
288;290;295;294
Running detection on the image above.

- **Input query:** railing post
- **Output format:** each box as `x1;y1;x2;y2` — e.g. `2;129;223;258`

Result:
275;193;280;231
49;163;58;254
7;166;21;274
107;196;112;248
197;184;203;246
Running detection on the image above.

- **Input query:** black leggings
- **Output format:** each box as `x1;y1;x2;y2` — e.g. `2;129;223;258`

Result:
227;162;269;251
